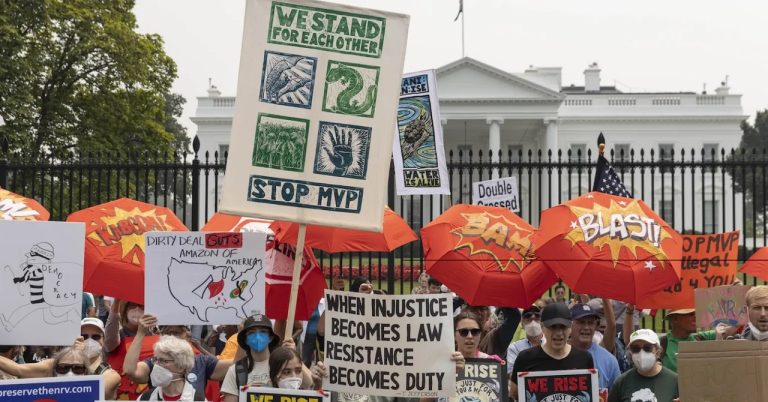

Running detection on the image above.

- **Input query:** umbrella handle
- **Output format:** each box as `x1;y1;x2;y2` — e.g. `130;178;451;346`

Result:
285;224;307;341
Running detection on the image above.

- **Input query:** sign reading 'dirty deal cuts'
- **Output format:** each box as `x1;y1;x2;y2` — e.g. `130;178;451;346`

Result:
472;177;519;212
392;70;450;195
220;0;410;232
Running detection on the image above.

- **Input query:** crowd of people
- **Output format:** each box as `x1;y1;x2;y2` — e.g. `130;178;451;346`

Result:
1;275;767;402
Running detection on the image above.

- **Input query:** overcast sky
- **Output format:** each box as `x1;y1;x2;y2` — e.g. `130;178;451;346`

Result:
134;0;768;136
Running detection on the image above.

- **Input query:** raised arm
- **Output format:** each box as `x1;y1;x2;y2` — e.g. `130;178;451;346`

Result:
600;298;617;353
122;313;154;383
0;355;53;378
104;298;122;352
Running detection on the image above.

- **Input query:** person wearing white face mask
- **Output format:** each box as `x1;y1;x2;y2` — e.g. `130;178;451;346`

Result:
506;306;545;374
739;285;768;341
607;329;679;402
138;335;206;401
269;347;313;390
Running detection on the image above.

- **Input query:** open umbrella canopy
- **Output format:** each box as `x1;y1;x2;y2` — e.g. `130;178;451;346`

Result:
533;191;683;304
202;212;325;320
67;198;187;303
740;247;768;282
270;207;417;253
0;187;49;221
421;204;557;307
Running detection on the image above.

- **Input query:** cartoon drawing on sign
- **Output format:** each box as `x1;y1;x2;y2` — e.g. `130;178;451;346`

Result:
630;388;657;402
314;122;371;179
260;51;317;109
322;60;380;118
166;257;263;322
398;95;437;167
1;242;80;331
252;114;309;172
528;392;591;402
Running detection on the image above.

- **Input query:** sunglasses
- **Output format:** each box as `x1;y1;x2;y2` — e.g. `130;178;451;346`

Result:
523;312;540;319
456;328;482;337
629;344;656;354
55;364;87;375
81;334;102;341
152;357;175;366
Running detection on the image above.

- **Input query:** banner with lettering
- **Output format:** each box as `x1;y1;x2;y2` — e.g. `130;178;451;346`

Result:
322;290;455;398
220;0;410;232
392;70;450;196
472;177;520;212
145;231;267;325
449;357;507;402
518;369;599;402
240;387;330;402
0;375;103;402
639;231;740;310
695;285;750;329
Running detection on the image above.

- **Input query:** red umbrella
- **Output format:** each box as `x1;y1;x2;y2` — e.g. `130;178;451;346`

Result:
533;192;683;304
203;212;325;320
740;247;768;281
270;207;417;253
67;198;187;303
0;187;49;221
421;204;557;307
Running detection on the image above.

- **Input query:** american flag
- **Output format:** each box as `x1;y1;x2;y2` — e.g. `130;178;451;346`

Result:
592;153;633;197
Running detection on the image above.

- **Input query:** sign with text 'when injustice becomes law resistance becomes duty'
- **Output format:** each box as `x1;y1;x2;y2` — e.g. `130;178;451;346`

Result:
220;0;410;232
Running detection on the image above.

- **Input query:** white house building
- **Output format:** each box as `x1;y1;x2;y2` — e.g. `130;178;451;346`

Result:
192;57;747;235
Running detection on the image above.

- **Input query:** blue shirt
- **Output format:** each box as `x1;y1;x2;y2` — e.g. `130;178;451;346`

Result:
587;341;620;391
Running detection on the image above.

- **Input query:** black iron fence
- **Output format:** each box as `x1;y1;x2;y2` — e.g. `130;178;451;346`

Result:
1;136;767;331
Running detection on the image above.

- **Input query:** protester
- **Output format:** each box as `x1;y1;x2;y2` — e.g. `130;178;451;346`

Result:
269;347;317;390
740;285;768;341
137;335;205;401
427;277;442;294
659;308;718;373
51;347;92;377
105;300;143;353
411;272;430;295
607;329;679;402
0;346;20;380
510;303;594;400
506;306;543;373
588;298;631;373
454;311;496;360
569;303;620;394
554;285;567;304
351;276;374;293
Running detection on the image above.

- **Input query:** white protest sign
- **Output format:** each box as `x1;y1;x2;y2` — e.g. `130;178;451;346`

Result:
392;70;450;195
322;290;455;398
0;221;84;346
220;0;410;232
472;177;519;212
145;231;267;325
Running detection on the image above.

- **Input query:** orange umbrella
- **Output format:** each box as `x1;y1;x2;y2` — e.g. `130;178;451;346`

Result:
533;192;683;304
67;198;187;303
270;207;417;253
740;247;768;281
202;212;325;320
421;204;557;307
0;187;49;221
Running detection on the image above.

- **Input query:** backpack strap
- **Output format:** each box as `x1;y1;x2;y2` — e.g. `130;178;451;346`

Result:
94;361;111;375
235;358;248;389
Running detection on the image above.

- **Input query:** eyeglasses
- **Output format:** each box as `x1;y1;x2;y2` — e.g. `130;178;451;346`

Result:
152;357;175;366
629;344;656;354
456;328;482;337
55;364;87;375
523;312;540;319
81;334;102;341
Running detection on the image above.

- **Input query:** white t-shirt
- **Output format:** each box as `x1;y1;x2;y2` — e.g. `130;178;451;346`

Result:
220;359;270;396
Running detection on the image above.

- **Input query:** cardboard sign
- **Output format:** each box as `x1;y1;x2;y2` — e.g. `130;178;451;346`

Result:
695;285;750;328
518;369;599;402
322;290;455;398
639;231;740;309
0;375;103;402
449;357;507;402
392;70;450;195
145;231;267;325
472;177;520;212
220;0;410;232
240;387;330;402
0;221;85;345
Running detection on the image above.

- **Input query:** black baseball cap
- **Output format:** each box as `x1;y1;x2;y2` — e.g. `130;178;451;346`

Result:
570;303;601;320
541;303;572;328
237;314;280;351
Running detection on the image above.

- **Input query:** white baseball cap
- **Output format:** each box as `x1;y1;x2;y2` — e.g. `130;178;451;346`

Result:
81;317;105;334
629;328;660;345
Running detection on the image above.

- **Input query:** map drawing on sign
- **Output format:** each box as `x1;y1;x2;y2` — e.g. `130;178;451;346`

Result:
167;257;263;322
314;122;371;180
397;95;437;168
260;51;317;109
252;113;309;172
322;60;380;118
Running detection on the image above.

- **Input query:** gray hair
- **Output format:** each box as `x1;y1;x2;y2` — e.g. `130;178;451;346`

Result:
153;335;195;372
52;347;91;375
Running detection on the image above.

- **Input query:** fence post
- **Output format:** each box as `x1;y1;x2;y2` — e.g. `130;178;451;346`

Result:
191;136;201;231
386;158;396;294
0;135;8;188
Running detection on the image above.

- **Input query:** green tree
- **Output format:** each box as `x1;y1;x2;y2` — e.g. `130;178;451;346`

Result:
0;0;184;159
728;110;768;235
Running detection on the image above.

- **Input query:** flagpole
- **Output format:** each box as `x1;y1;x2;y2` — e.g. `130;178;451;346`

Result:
284;223;306;341
461;10;465;57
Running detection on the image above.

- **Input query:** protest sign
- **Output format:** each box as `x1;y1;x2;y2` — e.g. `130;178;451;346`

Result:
517;369;599;402
0;375;103;402
392;70;450;195
447;357;507;402
145;231;267;325
219;0;410;232
472;177;519;212
695;285;750;328
322;290;455;398
240;387;330;402
0;221;84;345
638;231;740;310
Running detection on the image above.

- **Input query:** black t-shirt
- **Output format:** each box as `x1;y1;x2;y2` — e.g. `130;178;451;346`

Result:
511;345;594;381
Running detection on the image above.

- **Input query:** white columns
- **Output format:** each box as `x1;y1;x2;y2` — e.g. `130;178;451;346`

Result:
543;118;560;206
486;118;504;179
